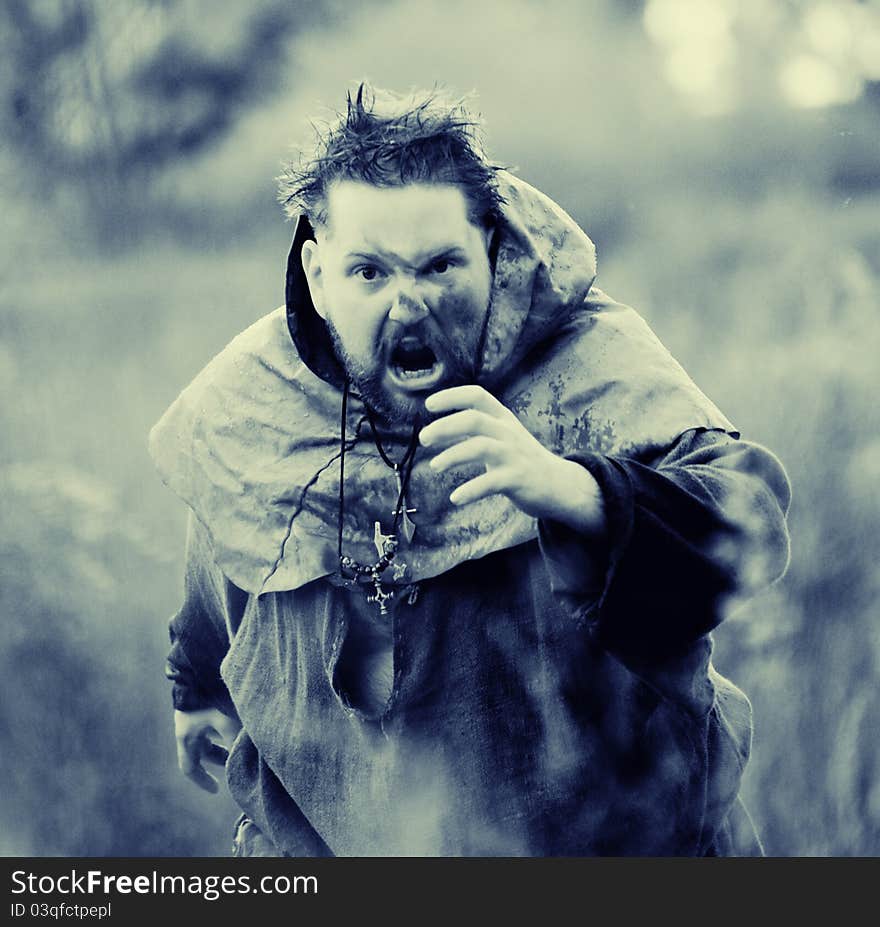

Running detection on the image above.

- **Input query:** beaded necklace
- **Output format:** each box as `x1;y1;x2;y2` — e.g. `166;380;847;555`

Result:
337;379;420;616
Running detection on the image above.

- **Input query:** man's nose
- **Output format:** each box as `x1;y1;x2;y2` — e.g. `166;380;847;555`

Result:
388;286;429;324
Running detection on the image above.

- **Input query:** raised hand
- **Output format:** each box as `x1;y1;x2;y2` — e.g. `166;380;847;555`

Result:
420;385;605;536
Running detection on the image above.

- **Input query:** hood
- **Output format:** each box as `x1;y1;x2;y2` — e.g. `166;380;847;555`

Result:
150;172;736;595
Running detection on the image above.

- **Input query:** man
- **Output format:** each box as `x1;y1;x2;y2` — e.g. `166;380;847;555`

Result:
150;84;791;856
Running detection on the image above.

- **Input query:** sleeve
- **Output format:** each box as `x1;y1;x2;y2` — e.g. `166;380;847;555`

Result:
538;428;792;660
165;510;248;715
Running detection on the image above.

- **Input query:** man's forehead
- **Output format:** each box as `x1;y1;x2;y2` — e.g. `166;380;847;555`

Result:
321;180;476;251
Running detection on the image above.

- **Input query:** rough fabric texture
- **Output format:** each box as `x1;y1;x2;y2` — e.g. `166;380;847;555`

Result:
166;428;790;857
149;173;735;597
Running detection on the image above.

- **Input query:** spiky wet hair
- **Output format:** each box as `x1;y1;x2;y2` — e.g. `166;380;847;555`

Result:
277;82;504;230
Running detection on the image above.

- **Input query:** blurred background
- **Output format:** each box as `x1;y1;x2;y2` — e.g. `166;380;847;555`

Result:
1;0;878;857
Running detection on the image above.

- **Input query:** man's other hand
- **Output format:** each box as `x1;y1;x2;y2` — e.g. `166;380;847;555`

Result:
174;708;242;793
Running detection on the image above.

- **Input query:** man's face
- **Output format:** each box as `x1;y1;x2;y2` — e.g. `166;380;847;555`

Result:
300;180;494;424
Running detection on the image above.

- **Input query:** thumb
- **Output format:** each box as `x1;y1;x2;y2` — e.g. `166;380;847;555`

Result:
214;713;242;746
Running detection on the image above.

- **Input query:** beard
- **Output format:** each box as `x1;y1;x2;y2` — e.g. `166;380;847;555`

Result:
324;318;475;426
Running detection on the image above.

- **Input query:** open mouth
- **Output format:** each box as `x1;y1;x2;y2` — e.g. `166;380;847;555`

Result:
387;336;446;391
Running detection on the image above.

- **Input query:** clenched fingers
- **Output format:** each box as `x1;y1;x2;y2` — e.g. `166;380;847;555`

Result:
428;436;505;473
177;731;221;794
424;384;511;419
448;468;516;506
420;408;508;450
174;708;239;794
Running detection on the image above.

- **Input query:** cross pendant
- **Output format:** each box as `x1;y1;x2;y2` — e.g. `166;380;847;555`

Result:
367;572;394;616
392;465;418;544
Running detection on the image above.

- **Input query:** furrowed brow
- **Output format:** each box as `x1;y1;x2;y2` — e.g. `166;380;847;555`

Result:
344;246;467;268
421;246;467;262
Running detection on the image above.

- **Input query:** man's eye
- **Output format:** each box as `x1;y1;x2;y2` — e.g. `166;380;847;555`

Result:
429;259;451;275
355;265;381;281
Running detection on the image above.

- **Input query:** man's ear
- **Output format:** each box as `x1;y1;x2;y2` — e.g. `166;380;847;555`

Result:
300;239;327;320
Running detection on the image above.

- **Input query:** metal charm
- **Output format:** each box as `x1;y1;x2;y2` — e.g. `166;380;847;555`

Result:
391;465;418;544
367;571;395;615
373;521;398;559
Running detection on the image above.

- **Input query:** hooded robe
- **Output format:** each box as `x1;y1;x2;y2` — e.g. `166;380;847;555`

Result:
150;173;791;856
